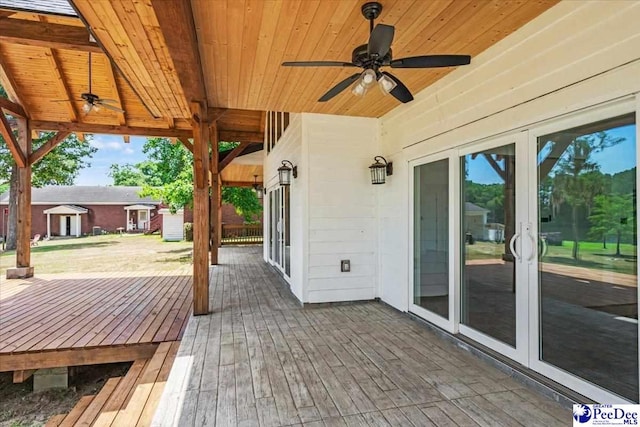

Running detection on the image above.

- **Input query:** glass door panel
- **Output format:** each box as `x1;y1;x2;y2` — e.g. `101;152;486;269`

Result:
537;113;638;401
413;159;450;319
461;143;517;347
284;187;291;277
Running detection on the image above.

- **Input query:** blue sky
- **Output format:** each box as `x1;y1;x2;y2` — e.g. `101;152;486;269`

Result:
467;125;636;185
75;135;148;185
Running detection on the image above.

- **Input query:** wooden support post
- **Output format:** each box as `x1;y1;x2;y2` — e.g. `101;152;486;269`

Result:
209;123;219;265
191;102;210;315
7;118;33;279
217;177;222;250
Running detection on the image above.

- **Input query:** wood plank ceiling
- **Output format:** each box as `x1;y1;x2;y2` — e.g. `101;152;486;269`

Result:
191;0;559;117
0;5;266;143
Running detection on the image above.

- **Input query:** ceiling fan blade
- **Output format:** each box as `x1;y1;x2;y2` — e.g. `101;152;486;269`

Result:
390;55;471;68
318;73;361;102
368;24;394;58
99;103;125;113
381;72;413;103
97;98;119;104
282;61;357;67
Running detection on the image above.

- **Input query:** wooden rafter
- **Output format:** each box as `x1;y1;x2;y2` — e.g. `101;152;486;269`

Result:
0;97;26;118
219;142;250;171
104;60;126;126
38;15;78;122
151;1;207;109
30;121;192;138
0;17;101;53
43;49;78;122
0;111;26;167
29;132;71;165
221;180;262;188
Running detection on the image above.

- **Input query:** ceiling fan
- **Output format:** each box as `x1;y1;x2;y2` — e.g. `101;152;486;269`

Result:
282;1;471;104
55;52;125;115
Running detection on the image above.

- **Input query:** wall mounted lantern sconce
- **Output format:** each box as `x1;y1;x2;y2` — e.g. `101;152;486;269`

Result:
278;160;297;186
252;175;263;199
369;156;393;185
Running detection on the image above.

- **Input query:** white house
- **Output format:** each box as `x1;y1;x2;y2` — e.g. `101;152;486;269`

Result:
263;2;640;404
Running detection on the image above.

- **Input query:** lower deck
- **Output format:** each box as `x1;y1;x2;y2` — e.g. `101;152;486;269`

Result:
0;268;192;373
154;246;569;426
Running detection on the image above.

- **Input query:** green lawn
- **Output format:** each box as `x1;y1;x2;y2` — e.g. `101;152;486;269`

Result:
0;234;193;276
466;240;637;275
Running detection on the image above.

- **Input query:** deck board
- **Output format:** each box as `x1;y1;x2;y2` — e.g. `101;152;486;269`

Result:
0;268;192;372
152;247;570;426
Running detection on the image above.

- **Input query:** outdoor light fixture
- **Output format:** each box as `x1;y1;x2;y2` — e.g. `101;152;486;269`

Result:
252;175;263;199
278;160;297;186
369;156;392;185
351;69;377;97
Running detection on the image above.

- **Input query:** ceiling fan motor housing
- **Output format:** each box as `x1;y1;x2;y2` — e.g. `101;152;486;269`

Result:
352;44;392;68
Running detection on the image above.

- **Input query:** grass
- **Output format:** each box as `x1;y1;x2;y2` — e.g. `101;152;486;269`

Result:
466;240;637;275
0;234;193;276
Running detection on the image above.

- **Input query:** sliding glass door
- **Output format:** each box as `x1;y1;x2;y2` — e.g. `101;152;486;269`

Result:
409;100;638;403
268;187;290;278
530;109;638;403
458;134;529;363
411;154;456;330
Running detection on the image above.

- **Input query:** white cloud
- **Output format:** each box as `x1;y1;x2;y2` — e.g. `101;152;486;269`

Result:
123;147;134;155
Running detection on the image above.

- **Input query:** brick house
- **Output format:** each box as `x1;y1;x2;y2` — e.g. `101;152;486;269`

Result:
0;186;263;239
0;186;162;238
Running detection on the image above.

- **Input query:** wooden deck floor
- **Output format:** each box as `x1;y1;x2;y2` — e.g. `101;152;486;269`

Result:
153;247;569;426
0;268;192;372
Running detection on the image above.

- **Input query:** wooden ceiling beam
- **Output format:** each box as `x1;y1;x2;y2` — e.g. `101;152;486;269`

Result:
150;1;207;107
0;17;101;53
0;112;26;167
221;180;261;188
0;45;26;112
219;142;250;172
104;61;126;126
207;108;228;122
30;121;192;138
177;137;194;154
218;130;264;144
44;49;78;122
0;97;26;118
30;131;71;165
38;16;78;122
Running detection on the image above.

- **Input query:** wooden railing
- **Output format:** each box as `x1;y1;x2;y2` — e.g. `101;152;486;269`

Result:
221;224;263;245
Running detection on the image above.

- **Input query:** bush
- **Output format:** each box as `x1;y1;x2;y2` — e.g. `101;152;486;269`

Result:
184;222;193;241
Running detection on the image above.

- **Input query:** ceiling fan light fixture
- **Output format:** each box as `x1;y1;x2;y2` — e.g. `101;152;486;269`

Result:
378;73;397;95
351;78;369;97
82;102;92;114
361;69;376;87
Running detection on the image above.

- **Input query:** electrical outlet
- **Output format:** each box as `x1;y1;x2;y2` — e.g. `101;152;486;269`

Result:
340;260;350;272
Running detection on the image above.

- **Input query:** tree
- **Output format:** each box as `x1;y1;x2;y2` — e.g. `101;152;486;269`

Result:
111;138;263;220
589;194;634;256
109;164;147;186
0;131;97;249
548;132;622;259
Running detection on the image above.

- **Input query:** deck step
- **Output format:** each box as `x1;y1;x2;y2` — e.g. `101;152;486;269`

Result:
45;341;180;427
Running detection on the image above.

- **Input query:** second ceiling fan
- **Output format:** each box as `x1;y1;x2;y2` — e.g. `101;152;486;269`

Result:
282;2;471;104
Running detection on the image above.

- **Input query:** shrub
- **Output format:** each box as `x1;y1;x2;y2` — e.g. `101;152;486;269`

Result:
184;222;193;241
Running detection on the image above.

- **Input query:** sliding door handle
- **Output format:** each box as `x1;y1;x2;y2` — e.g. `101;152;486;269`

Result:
526;223;536;262
509;230;521;262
